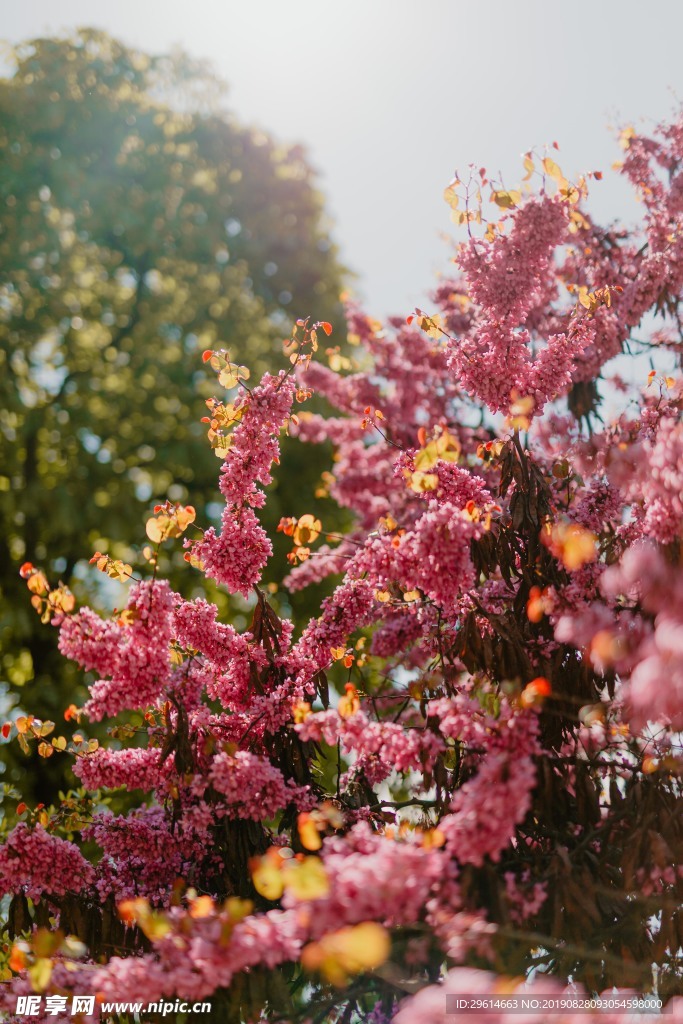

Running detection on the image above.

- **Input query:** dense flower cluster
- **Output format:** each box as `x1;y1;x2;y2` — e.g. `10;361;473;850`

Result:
2;117;683;1022
58;579;174;721
0;823;94;900
209;750;300;819
188;372;296;595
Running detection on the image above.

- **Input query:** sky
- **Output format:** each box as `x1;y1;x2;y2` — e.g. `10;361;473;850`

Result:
4;1;683;319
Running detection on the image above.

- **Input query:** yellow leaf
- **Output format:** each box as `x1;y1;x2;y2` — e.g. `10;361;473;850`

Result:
213;441;232;459
577;286;592;309
338;685;361;719
619;126;635;151
251;856;285;901
435;429;461;462
218;367;239;389
169;646;184;666
560;184;580;204
283;857;329;901
32;928;62;958
298;814;323;852
27;572;49;596
522;154;535;181
415;313;443;339
509;394;535;417
28;958;52;992
542;156;564;182
491;189;521;209
189;895;215;919
175;506;196;532
420;828;446;849
545;522;597;571
293;514;322;547
146;516;169;544
409;471;438;493
402;590;420;603
138;911;172;941
301;922;390;986
414;440;440;472
9;943;27;972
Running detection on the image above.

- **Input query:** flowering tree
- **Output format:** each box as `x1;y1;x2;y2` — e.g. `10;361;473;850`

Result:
1;113;683;1024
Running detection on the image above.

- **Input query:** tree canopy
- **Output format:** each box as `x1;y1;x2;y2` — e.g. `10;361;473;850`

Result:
0;30;345;799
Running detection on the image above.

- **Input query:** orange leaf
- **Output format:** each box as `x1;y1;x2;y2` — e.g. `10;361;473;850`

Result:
9;944;27;972
338;683;360;719
521;677;552;708
293;514;321;547
298;813;323;851
189;895;215;919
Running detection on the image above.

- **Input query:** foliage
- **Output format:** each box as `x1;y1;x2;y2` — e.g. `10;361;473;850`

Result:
0;30;345;801
1;111;683;1023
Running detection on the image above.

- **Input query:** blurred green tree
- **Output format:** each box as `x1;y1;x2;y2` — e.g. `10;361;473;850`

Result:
0;30;346;800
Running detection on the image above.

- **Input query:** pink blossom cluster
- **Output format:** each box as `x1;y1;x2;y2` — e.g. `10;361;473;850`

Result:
59;579;174;721
85;807;204;903
209;749;299;819
633;415;683;543
0;823;94;900
188;372;296;596
556;541;683;732
456;197;568;324
430;695;541;865
288;824;453;935
296;707;444;783
73;746;166;792
88;906;305;1005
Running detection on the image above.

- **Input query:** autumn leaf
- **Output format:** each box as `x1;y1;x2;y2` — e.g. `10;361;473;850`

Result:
298;812;323;851
26;571;49;596
542;156;564;182
543;521;597;571
491;189;521;209
338;683;360;719
521;677;552;709
409;470;439;493
250;853;285;901
9;943;27;973
301;922;390;986
188;895;215;919
283;856;329;900
293;514;322;547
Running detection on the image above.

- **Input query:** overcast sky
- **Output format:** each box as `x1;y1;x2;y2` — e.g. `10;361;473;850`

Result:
4;1;683;320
